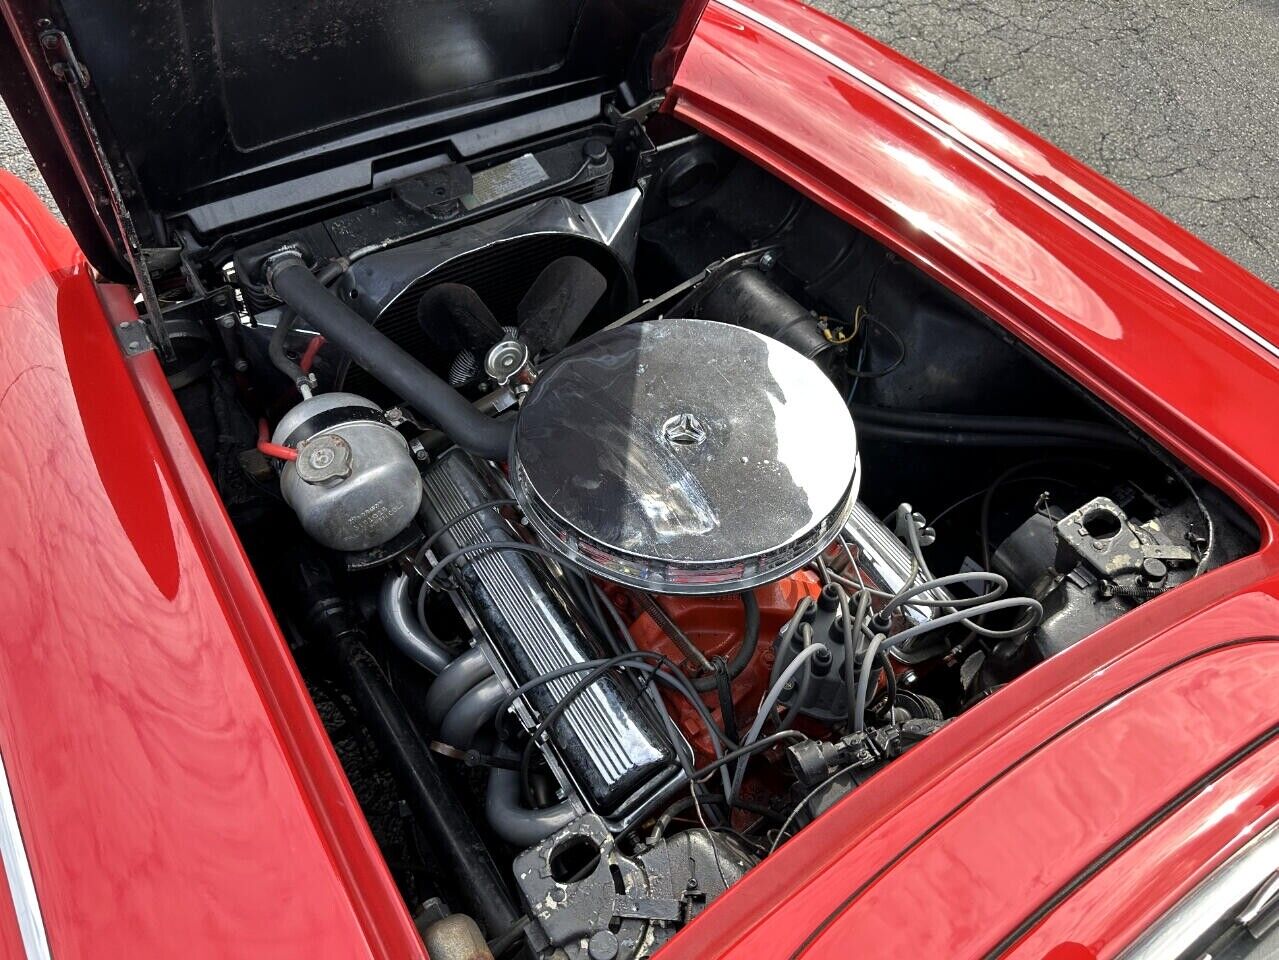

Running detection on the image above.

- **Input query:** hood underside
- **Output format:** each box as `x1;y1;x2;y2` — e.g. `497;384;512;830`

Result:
0;0;684;274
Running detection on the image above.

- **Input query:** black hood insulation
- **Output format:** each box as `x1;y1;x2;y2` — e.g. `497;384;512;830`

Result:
0;0;685;274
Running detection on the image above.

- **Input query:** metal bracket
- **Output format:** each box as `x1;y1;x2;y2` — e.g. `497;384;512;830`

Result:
611;899;685;925
1057;497;1194;580
611;895;682;923
114;320;152;358
618;94;666;124
601;244;783;332
38;28;88;86
39;28;175;363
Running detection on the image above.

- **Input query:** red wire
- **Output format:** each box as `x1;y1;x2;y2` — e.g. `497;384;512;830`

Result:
257;418;298;461
259;335;322;460
299;334;325;374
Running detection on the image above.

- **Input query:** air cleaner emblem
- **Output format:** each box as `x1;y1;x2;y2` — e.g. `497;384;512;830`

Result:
662;412;707;447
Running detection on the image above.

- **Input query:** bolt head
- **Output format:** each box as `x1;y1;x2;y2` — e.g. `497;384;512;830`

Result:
588;931;620;960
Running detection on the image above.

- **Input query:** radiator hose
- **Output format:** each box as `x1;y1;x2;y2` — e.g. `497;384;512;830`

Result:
267;255;513;460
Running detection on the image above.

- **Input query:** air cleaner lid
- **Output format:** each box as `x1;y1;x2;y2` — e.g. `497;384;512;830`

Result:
512;318;860;594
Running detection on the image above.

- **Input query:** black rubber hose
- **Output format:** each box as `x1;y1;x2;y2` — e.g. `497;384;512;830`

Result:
292;558;518;936
875;646;898;716
849;403;1142;450
267;308;305;386
268;259;348;387
269;255;513;460
692;592;759;692
712;656;740;745
854;420;1132;450
697;267;829;360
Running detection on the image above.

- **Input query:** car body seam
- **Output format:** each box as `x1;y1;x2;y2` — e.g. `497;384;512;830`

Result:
986;723;1279;957
785;637;1279;959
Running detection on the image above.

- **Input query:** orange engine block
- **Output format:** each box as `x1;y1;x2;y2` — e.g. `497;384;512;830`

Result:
625;570;822;762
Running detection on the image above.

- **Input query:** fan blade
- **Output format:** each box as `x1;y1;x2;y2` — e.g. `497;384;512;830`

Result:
516;256;607;355
416;282;505;355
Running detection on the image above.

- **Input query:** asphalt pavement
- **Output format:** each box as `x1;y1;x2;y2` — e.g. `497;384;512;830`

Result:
2;3;1275;286
812;0;1279;287
0;100;54;211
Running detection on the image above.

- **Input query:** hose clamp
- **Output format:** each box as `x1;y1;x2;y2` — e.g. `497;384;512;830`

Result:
261;246;309;298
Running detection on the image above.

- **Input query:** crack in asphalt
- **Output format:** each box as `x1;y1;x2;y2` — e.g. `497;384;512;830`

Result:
812;0;1279;288
1;6;1275;287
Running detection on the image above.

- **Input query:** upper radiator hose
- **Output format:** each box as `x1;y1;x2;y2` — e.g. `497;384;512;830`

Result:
267;254;513;460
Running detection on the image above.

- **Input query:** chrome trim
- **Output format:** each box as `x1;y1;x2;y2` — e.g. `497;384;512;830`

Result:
1119;818;1279;958
711;0;1279;363
0;748;50;960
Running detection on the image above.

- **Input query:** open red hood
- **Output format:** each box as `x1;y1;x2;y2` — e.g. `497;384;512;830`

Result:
0;0;693;278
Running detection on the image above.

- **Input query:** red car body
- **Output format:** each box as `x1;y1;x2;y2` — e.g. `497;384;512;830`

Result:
0;0;1276;957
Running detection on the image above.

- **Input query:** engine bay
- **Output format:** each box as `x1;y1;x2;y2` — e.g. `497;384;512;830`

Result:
162;116;1257;958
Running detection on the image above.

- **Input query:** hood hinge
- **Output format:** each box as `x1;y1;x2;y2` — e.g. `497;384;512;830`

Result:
38;28;175;362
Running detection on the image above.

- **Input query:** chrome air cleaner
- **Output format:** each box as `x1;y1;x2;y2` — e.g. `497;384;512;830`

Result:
511;318;860;594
